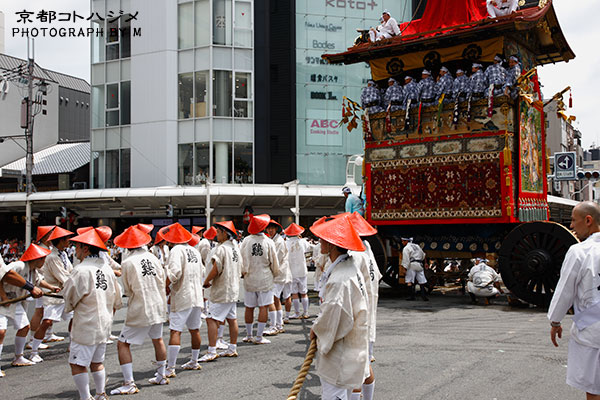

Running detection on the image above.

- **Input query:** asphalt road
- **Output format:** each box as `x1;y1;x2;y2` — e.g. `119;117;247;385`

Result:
0;284;582;400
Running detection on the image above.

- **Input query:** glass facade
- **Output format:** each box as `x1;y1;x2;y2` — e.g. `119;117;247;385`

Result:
295;1;409;185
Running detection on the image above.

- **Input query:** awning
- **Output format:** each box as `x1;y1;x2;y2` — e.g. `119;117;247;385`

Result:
0;142;93;176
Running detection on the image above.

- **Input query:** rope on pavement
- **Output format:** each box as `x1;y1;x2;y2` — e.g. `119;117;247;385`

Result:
286;337;317;400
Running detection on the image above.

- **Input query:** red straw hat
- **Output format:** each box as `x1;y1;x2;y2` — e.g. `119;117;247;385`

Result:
48;226;74;241
268;219;282;229
114;226;152;249
77;226;112;243
192;226;205;235
214;220;237;236
154;230;165;244
248;214;271;235
310;215;365;252
70;228;108;251
159;223;192;244
36;226;55;242
135;223;154;234
188;234;201;247
332;212;376;237
21;243;52;262
284;223;305;237
203;226;217;240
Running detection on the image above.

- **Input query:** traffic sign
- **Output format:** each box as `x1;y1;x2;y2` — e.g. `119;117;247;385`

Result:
554;152;576;180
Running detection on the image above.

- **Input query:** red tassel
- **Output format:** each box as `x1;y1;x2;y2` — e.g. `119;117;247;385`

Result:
569;90;573;108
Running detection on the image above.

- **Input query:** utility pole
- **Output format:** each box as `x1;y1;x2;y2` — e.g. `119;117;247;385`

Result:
24;39;35;247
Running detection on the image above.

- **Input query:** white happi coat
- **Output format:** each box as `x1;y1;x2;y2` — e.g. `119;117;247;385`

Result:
467;263;500;297
351;240;382;343
240;233;280;292
287;237;309;279
195;238;212;268
271;234;291;285
0;261;43;319
548;232;600;349
167;244;204;313
63;256;122;345
313;254;370;390
41;247;72;306
209;240;242;304
402;242;426;272
121;248;167;327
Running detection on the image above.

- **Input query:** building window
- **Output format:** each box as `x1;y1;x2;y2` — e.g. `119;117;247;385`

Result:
195;142;210;184
234;143;252;183
106;19;120;61
121;81;131;125
234;1;252;47
195;0;210;47
92;85;105;128
234;72;251;118
213;70;232;117
106;83;119;127
194;71;209;118
179;144;194;185
214;142;232;183
120;149;131;187
121;19;131;58
178;73;194;119
105;150;120;188
178;2;194;49
92;151;104;188
213;0;232;46
91;21;105;63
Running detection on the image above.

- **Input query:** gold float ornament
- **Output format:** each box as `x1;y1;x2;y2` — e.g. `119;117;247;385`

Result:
340;96;363;133
538;0;549;9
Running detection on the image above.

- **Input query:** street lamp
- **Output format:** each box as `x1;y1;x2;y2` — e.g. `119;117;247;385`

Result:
283;179;300;225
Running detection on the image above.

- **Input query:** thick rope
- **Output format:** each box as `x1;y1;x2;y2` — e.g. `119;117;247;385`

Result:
0;292;63;307
287;337;318;400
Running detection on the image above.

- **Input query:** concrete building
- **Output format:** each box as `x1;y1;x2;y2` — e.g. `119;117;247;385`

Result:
90;0;255;189
544;99;589;201
0;11;5;54
0;53;90;190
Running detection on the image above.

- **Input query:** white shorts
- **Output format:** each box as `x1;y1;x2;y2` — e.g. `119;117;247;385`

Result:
291;276;308;295
119;323;163;346
567;338;600;395
405;269;427;284
273;282;292;299
169;307;203;332
244;290;273;308
0;303;29;331
467;281;500;298
321;377;351;400
43;303;73;322
206;302;237;322
69;342;107;367
35;297;44;309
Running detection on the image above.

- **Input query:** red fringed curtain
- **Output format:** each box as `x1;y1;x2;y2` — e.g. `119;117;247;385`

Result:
400;0;488;36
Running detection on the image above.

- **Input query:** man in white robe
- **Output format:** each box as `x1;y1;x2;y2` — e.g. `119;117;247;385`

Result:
401;237;428;301
265;220;290;335
549;202;600;399
369;9;400;42
487;0;518;18
63;228;122;400
110;226;169;395
240;215;279;344
467;258;502;305
285;223;311;318
310;215;370;400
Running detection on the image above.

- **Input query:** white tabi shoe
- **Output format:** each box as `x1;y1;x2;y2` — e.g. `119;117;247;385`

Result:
148;374;169;385
253;337;271;345
283;317;290;324
165;367;177;378
29;353;44;363
263;327;279;336
289;313;301;320
11;355;35;366
109;334;119;341
276;326;285;334
94;392;110;400
198;352;219;363
110;381;139;395
181;360;202;370
241;336;253;343
42;334;65;343
0;369;5;378
216;338;229;350
217;348;238;358
301;313;310;319
26;342;49;350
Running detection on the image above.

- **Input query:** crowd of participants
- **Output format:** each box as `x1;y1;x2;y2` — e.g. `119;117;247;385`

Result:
0;212;381;400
